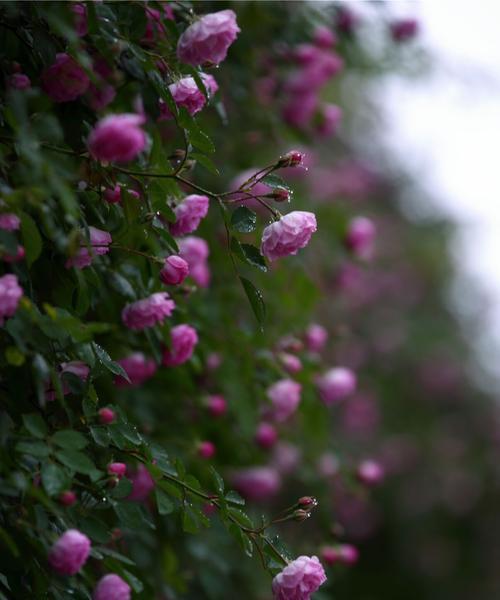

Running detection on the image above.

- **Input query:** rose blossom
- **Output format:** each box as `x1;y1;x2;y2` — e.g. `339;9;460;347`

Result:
87;56;116;111
279;352;302;374
272;555;327;600
72;3;88;37
0;213;20;231
344;216;376;260
232;467;281;501
304;323;328;352
206;394;227;417
160;255;190;286
390;18;419;42
198;440;215;459
115;353;157;387
178;236;210;287
66;226;112;269
93;574;131;600
177;9;240;67
313;25;337;49
48;529;91;576
255;422;278;449
0;274;23;326
103;185;140;204
59;490;77;507
8;73;31;90
122;293;175;330
160;77;206;119
170;195;209;237
317;103;342;136
266;379;302;422
126;464;155;502
317;367;356;405
261;211;317;261
98;407;116;425
162;324;198;366
88;113;146;163
108;462;127;479
41;53;89;103
356;459;384;486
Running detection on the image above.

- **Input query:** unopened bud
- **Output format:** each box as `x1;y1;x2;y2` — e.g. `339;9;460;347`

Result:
298;496;318;508
267;187;291;202
293;509;311;522
278;150;304;168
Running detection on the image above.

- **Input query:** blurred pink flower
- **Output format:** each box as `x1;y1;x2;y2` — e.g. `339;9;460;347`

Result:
88;114;146;163
232;467;281;501
48;529;91;575
267;379;302;422
41;53;89;103
170;195;209;236
115;353;157;387
122;293;175;330
162;323;198;366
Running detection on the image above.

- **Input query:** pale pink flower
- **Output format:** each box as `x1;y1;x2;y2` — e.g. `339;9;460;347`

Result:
161;77;207;118
170;195;209;237
41;53;89;103
178;236;210;287
232;467;281;501
0;274;22;326
344;216;376;260
255;422;278;449
177;10;240;66
304;323;328;352
356;459;384;486
266;379;302;423
317;367;356;405
122;293;175;330
65;226;112;269
48;529;91;575
206;394;227;417
162;323;198;366
279;352;302;374
321;544;359;566
160;255;190;285
272;555;327;600
261;211;317;261
126;464;155;502
88;114;146;163
0;213;20;231
93;574;131;600
87;56;116;111
115;353;157;387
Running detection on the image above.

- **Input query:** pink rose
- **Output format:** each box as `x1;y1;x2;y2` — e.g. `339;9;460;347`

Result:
177;9;240;67
107;462;127;478
178;236;210;287
126;464;155;502
272;555;327;600
316;103;342;136
0;213;20;231
160;76;215;119
142;5;174;45
321;544;359;566
103;185;140;204
206;394;227;417
160;255;189;285
87;56;116;111
261;211;317;261
41;53;89;103
344;216;376;260
65;226;112;269
115;353;157;387
93;574;131;600
266;379;302;422
390;18;419;42
8;73;31;90
48;529;91;576
317;367;357;405
0;274;22;326
198;440;216;459
59;490;77;507
304;323;328;352
88;113;146;163
72;3;88;37
313;26;337;49
98;407;116;424
232;467;281;501
279;352;302;374
170;195;209;237
255;422;278;449
162;323;198;366
356;459;384;486
122;293;175;330
286;50;343;93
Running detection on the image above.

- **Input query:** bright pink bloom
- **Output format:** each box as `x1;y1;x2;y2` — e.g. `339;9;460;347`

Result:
98;407;116;425
232;467;281;501
279;352;302;375
313;26;337;48
115;353;157;387
344;216;376;259
93;574;131;600
72;3;88;37
126;464;155;502
317;103;342;136
255;422;278;449
48;529;91;575
267;379;302;423
41;53;89;103
88;114;146;163
170;195;209;236
177;9;240;67
178;236;211;287
321;544;359;566
261;211;317;261
59;490;77;507
66;226;111;269
286;50;343;93
390;18;419;42
317;367;356;405
356;459;384;486
272;555;327;600
122;293;175;330
206;394;227;417
160;255;190;285
162;324;198;366
198;440;215;459
162;77;207;118
304;323;328;352
87;56;116;111
108;462;127;478
8;73;31;90
0;274;22;326
0;213;20;231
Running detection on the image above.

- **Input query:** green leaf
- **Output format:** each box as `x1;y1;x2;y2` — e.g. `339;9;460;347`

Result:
15;441;50;458
92;342;130;382
189;128;215;154
115;502;155;530
111;477;133;499
152;216;179;253
191;152;219;176
22;414;47;439
261;174;291;191
109;272;136;300
79;517;110;544
52;430;88;450
89;426;110;447
225;490;245;506
241;244;267;272
227;507;254;530
41;463;67;496
210;467;224;496
239;277;266;328
155;489;174;515
55;449;96;475
20;212;43;267
122;569;144;594
228;523;253;557
5;346;25;367
230;207;257;233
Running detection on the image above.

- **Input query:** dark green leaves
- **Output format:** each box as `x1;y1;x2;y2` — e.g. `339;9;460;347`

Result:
41;463;67;496
55;449;97;476
22;414;47;439
115;502;155;530
20;212;43;267
239;277;266;328
92;342;130;383
155;489;175;515
52;430;88;450
231;238;267;272
231;207;257;233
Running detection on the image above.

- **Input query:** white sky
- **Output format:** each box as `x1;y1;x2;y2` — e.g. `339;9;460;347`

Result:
375;0;500;384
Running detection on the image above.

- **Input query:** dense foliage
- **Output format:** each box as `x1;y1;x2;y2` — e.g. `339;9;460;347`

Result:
0;2;499;599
